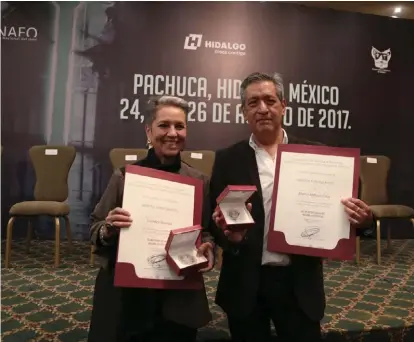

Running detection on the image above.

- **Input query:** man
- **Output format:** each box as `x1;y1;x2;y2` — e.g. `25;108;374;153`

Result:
208;72;374;342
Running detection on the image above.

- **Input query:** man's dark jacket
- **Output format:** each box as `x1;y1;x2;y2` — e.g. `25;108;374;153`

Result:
208;136;369;322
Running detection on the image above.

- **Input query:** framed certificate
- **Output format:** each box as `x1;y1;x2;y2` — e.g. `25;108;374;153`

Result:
267;144;360;260
114;165;205;289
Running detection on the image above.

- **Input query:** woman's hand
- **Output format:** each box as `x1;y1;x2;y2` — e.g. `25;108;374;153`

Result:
197;242;215;273
102;207;132;239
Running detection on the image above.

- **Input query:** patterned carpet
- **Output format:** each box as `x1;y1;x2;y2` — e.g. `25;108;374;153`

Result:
1;239;414;342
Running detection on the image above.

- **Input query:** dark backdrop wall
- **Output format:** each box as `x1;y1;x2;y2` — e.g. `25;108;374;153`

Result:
2;1;414;240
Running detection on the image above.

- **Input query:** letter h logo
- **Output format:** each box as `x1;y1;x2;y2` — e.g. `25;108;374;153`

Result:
184;34;203;50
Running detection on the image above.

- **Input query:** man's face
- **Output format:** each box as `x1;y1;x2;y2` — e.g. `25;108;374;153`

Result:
243;81;286;138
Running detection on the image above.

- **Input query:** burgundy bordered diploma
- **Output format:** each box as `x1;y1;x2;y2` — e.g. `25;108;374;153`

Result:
114;165;204;289
267;144;360;260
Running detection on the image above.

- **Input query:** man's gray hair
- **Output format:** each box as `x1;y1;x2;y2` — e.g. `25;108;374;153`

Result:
146;95;189;125
240;72;285;107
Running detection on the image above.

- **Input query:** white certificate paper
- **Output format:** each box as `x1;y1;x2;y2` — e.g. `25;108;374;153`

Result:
272;151;355;250
118;172;195;280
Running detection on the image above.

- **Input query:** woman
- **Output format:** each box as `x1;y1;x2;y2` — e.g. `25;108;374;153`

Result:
88;96;215;342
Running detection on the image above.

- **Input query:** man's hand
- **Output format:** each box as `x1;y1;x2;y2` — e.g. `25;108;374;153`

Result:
341;198;373;228
212;203;252;243
197;242;215;273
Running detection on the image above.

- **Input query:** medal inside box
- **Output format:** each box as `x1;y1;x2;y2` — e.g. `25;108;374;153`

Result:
165;225;208;276
217;185;257;230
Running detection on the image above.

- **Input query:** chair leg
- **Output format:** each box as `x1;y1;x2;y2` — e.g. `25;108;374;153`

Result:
25;220;34;253
216;247;223;270
90;245;95;267
386;226;391;250
376;219;381;264
355;236;360;265
64;216;73;253
5;217;16;268
54;217;61;268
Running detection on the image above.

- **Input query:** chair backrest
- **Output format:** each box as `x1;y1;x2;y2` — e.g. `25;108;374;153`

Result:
359;155;390;205
109;148;148;170
181;150;216;178
30;145;76;202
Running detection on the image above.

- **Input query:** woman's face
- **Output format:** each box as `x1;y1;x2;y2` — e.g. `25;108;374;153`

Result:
146;105;187;159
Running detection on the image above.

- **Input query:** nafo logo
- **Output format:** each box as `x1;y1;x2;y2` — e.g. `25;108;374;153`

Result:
1;26;38;41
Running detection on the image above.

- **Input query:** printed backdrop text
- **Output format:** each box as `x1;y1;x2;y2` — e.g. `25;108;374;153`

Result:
1;1;414;240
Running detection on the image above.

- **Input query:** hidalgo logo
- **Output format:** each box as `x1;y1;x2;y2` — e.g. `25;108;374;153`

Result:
183;34;203;50
371;47;391;74
183;33;246;57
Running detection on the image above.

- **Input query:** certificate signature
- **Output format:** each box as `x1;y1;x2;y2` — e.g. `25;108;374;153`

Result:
300;226;321;239
147;254;166;268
